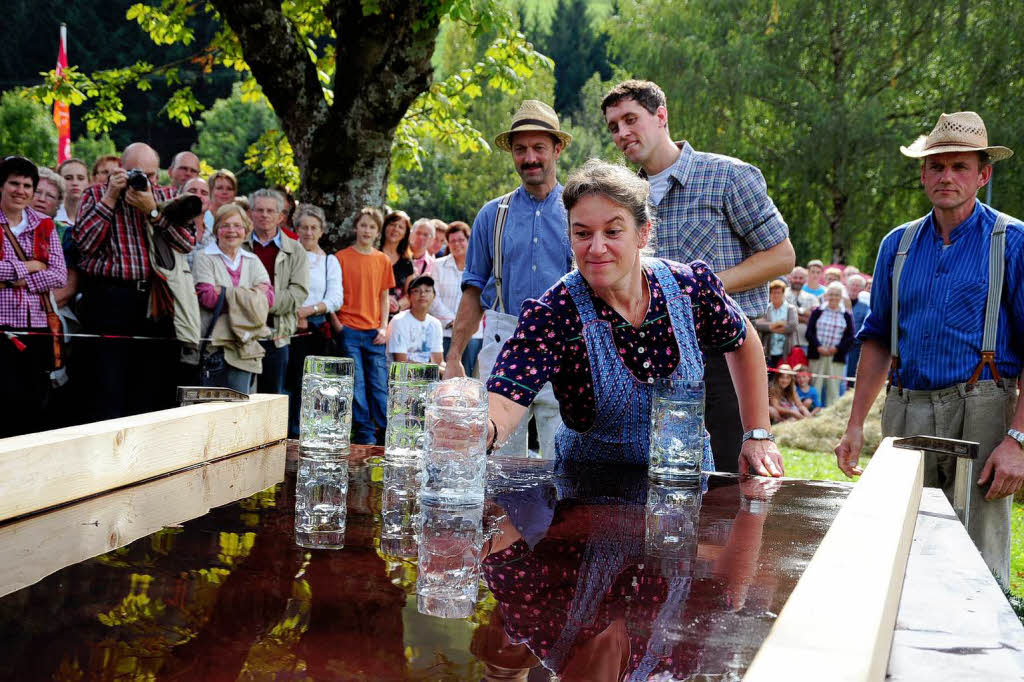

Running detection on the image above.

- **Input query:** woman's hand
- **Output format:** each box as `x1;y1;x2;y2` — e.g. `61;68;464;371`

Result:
25;259;47;274
388;295;400;313
738;439;784;477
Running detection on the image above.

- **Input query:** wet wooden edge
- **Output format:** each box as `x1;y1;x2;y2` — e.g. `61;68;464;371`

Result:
744;437;923;682
0;441;288;599
0;393;288;522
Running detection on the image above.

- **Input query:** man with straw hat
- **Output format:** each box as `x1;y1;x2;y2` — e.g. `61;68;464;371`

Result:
835;111;1024;585
444;99;573;458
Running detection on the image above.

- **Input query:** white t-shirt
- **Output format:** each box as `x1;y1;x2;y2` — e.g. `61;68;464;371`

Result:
386;310;443;363
648;164;674;206
9;214;28;237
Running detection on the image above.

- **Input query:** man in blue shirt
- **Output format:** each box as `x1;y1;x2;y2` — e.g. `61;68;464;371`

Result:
835;112;1024;585
444;100;574;458
601;79;795;472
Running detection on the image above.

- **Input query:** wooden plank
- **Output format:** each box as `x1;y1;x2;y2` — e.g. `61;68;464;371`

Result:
0;393;287;521
0;441;286;599
744;437;923;682
889;488;1024;679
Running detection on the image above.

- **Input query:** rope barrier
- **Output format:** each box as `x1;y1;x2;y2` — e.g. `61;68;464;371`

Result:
767;364;856;382
3;329;313;344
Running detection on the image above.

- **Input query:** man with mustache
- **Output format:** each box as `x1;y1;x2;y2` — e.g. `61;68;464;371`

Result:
444;100;573;458
602;80;795;472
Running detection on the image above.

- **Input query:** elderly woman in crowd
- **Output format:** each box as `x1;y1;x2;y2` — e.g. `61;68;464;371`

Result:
0;156;67;437
31;167;80;312
753;279;797;368
193;204;274;393
56;158;90;225
483;159;782;476
379;210;414;313
805;281;854;407
429;220;483;376
287;202;344;436
91;154;121;187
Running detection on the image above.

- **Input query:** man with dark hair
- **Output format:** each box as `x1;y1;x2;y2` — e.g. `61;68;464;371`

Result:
73;142;195;420
169;151;201;190
836;111;1024;585
445;99;574;458
602;79;795;472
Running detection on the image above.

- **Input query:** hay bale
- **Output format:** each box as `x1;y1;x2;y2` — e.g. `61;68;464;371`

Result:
774;389;885;455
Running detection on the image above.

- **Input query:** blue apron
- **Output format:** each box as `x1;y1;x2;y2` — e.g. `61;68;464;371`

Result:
553;258;714;470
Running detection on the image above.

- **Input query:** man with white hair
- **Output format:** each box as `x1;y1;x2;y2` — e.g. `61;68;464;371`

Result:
408;218;435;277
785;266;819;352
243;188;309;395
835;111;1024;585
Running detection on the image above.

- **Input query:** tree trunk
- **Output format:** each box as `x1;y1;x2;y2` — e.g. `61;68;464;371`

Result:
211;0;442;250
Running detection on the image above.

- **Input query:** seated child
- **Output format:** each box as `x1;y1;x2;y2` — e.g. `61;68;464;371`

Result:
386;274;444;366
794;365;822;416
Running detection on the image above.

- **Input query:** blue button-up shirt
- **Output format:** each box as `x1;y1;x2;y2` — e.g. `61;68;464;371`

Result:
463;184;573;313
646;142;789;318
858;201;1024;389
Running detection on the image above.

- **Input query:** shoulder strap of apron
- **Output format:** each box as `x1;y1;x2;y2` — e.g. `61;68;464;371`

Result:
966;211;1010;387
563;269;599;325
648;258;682;301
491;190;515;314
889;216;927;391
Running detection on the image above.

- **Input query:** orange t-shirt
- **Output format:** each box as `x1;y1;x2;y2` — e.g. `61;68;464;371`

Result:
336;247;396;330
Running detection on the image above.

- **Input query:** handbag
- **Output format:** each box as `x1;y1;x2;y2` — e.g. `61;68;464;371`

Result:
1;219;66;386
198;288;227;385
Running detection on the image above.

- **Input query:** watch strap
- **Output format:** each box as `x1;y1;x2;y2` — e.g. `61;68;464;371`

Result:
1008;428;1024;449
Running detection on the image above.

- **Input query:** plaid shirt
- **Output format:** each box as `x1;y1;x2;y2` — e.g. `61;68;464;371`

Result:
645;141;789;317
814;306;847;348
74;184;194;281
0;207;67;328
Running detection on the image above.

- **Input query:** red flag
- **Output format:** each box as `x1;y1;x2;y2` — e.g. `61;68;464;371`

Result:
53;24;71;164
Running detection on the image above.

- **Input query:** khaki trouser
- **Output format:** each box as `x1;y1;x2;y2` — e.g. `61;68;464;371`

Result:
882;380;1015;587
478;310;562;459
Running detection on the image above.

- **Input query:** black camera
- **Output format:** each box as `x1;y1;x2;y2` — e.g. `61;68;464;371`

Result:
125;168;149;192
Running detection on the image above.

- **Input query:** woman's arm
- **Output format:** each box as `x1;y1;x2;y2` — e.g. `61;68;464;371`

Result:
725;320;784;476
487;392;530;452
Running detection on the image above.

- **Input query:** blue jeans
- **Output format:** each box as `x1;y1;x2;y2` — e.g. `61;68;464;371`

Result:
257;340;290;395
201;350;254;394
339;326;388;445
443;336;484;377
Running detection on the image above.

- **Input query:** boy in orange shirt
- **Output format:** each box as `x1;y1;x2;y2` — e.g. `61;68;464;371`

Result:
334;207;395;444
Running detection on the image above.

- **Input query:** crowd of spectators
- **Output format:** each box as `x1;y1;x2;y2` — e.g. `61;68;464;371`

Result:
0;148;478;443
753;257;874;424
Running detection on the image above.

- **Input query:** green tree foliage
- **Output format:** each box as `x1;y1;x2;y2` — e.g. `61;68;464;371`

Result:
608;0;1024;267
22;0;551;246
536;0;612;116
72;133;118;168
194;82;279;194
0;92;58;167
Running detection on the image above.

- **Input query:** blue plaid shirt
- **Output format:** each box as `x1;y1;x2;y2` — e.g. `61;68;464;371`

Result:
645;142;789;317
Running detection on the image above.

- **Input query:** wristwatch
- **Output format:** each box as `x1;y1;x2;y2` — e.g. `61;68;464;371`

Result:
742;428;775;443
1007;428;1024;450
149;207;160;220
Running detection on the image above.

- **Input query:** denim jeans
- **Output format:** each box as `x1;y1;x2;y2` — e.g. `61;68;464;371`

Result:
443;336;484;378
339;326;388;445
201;350;254;394
257;340;290;394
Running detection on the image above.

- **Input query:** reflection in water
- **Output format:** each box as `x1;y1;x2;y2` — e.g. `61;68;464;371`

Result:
379;461;422;559
417;501;485;619
294;455;349;549
0;445;848;681
481;468;786;681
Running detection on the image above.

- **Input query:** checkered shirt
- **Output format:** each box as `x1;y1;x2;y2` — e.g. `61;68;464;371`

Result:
814;306;847;348
73;184;194;281
646;141;789;317
0;208;67;328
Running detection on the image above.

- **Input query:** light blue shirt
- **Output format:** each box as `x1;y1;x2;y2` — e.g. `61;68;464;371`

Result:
463;184;573;313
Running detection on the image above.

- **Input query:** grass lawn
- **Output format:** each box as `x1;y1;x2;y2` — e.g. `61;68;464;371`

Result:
780;446;1024;606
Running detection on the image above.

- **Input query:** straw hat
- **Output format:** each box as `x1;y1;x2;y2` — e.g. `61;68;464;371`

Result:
493;100;572;152
900;111;1013;162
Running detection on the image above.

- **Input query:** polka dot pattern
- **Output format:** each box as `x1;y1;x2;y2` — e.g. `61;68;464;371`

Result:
486;260;746;431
